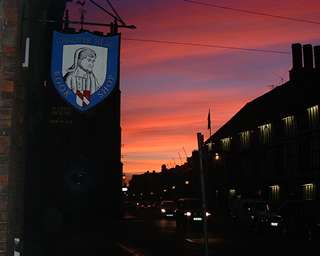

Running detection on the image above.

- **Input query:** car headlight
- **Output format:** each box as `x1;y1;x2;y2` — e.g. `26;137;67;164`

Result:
184;211;192;217
206;212;211;217
161;208;166;213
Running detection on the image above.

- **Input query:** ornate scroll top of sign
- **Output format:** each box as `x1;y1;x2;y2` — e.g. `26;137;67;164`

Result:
51;31;120;112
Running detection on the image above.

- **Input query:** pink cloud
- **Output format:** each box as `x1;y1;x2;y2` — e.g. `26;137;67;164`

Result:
66;0;320;181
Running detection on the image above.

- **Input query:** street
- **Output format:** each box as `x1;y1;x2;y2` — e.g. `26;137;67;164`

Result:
116;207;320;256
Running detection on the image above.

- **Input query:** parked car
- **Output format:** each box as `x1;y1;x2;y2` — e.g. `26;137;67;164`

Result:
230;199;278;231
175;198;211;228
277;199;320;240
159;200;176;217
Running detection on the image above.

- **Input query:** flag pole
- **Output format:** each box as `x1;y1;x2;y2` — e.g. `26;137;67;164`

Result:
207;109;211;137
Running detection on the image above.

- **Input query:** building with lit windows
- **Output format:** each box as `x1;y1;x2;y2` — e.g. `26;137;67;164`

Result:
205;43;320;211
129;152;202;204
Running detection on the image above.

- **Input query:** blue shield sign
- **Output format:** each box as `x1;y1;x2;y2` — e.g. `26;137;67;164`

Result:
51;31;120;112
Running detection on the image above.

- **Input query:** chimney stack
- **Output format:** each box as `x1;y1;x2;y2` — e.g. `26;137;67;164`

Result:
292;43;302;69
290;43;320;82
314;45;320;70
303;44;313;69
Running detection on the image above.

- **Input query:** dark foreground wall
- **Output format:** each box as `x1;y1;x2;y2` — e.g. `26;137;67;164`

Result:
22;0;123;254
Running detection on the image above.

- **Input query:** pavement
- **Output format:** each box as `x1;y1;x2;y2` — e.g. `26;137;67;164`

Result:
57;229;132;255
21;210;235;256
22;213;139;256
56;219;137;256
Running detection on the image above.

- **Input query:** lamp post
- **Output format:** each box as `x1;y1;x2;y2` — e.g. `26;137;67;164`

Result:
197;133;209;256
122;174;127;186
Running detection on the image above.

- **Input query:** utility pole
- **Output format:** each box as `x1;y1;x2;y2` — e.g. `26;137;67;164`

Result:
197;133;209;256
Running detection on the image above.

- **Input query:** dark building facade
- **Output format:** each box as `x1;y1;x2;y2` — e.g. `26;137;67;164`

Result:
0;0;124;254
205;43;320;211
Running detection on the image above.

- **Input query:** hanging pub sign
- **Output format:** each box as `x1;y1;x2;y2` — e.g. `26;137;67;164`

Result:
51;31;120;112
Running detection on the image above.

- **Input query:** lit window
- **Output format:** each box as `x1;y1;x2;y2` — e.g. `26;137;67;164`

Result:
302;183;316;200
282;116;297;137
220;137;231;151
307;105;319;131
258;124;272;144
239;131;251;149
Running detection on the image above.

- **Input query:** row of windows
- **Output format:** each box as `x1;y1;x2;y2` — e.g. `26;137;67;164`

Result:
215;105;319;152
222;138;319;181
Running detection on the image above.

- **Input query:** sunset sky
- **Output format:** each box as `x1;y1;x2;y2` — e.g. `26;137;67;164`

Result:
66;0;320;181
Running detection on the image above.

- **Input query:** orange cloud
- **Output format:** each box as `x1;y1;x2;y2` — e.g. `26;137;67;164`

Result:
66;0;320;181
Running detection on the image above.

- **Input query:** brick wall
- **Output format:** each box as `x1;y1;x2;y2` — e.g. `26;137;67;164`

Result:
0;0;26;255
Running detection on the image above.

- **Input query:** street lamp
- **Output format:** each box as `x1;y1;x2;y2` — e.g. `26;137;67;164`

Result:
122;174;127;186
185;181;190;197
